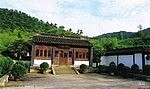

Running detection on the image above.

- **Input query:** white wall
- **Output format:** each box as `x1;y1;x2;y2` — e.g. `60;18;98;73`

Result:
118;55;133;68
101;56;117;66
74;61;89;66
100;53;144;69
107;56;117;66
135;53;142;69
33;59;51;66
100;56;107;65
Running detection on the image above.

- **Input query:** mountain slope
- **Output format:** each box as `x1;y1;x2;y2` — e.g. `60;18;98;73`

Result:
0;8;76;36
95;28;150;39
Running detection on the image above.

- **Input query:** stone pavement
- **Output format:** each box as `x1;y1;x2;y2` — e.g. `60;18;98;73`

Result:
2;73;150;89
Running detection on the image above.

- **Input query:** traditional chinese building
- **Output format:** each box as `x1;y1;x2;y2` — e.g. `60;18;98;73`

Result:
30;34;93;67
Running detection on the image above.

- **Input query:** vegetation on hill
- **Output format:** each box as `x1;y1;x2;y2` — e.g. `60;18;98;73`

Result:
0;8;150;63
95;28;150;39
0;8;82;54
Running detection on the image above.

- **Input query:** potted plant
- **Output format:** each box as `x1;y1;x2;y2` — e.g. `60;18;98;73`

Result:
11;63;26;81
40;62;49;74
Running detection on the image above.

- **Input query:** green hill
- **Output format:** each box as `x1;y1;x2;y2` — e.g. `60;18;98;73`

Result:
0;8;79;53
95;28;150;39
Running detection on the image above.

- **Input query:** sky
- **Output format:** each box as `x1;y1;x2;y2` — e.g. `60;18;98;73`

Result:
0;0;150;37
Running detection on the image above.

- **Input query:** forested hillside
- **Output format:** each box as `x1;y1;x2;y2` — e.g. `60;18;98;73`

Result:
95;28;150;39
0;8;81;54
1;8;150;62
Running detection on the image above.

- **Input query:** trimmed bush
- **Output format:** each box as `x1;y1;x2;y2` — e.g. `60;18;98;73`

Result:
24;63;30;72
79;64;88;73
15;61;25;66
108;62;117;75
0;57;14;75
121;66;131;78
131;64;139;74
98;65;108;73
117;63;125;71
117;63;125;75
40;62;49;71
11;63;26;80
143;65;150;76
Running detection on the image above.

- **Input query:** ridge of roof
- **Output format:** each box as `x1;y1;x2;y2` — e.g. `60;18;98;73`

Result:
34;34;87;41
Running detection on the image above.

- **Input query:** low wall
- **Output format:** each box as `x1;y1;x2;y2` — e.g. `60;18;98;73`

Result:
0;75;9;87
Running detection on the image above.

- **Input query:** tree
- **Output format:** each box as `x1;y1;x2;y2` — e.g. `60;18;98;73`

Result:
137;24;145;38
3;40;30;60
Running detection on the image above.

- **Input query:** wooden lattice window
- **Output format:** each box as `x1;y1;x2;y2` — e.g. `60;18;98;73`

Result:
48;50;51;57
44;50;47;57
36;49;39;57
69;51;72;58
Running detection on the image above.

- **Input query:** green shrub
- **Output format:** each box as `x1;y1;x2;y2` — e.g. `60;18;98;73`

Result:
0;57;14;75
98;65;108;73
117;63;125;75
40;62;49;71
25;63;30;69
121;66;131;78
11;63;26;79
143;65;150;76
15;61;25;67
108;62;117;75
79;64;88;73
0;67;2;77
131;64;139;74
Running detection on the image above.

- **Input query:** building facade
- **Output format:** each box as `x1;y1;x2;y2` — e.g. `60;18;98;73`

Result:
30;34;93;66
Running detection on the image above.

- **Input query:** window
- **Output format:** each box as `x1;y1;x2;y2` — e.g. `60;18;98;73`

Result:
83;52;85;59
44;50;47;57
79;52;82;58
64;53;68;58
86;52;89;58
55;51;58;57
36;49;39;56
69;51;72;57
40;50;43;56
48;50;51;57
60;51;63;57
76;52;78;58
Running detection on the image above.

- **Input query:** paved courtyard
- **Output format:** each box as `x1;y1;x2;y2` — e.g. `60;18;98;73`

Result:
3;73;150;89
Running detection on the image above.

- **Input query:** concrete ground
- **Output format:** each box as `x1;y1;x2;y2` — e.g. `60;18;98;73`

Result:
3;73;150;89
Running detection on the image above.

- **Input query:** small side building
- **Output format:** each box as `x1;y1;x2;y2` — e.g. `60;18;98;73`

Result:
100;47;150;69
30;34;93;67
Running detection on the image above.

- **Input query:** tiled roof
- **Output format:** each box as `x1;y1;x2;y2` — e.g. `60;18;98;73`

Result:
32;35;92;47
106;47;150;55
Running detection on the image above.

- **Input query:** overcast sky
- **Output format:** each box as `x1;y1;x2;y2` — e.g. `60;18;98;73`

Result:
0;0;150;37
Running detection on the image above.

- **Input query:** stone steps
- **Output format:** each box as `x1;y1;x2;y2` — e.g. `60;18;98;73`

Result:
53;66;76;75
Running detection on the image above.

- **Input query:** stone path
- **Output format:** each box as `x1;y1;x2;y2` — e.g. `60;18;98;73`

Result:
3;73;150;89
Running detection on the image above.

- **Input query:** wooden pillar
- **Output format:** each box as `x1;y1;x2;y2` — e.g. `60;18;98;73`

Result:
31;44;35;66
142;53;145;70
117;55;119;66
51;47;55;65
133;54;135;64
72;48;75;65
89;47;93;67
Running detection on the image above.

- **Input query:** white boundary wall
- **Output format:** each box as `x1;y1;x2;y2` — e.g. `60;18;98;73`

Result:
118;55;133;68
74;61;89;66
135;53;142;69
33;59;51;66
100;53;143;69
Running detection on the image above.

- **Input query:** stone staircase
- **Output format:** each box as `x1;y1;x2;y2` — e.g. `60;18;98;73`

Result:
52;66;77;75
